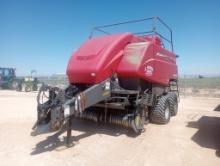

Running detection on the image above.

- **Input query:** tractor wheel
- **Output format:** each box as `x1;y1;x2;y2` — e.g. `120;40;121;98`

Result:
25;85;32;92
150;95;171;124
10;81;18;90
168;92;178;116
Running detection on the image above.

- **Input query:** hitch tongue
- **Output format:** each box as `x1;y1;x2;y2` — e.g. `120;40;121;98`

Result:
33;85;65;134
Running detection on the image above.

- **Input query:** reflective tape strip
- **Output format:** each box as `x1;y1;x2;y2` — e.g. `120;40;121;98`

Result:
82;92;86;111
79;93;84;111
75;99;78;111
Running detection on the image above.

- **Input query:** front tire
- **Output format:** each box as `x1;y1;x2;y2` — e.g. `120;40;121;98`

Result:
25;85;32;92
150;95;171;124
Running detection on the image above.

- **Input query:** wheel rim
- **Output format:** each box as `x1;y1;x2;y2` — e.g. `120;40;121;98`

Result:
165;107;170;119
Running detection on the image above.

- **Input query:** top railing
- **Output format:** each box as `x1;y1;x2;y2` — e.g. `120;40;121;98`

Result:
89;17;174;52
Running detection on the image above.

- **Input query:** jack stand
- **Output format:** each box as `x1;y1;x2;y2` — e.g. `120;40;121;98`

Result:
66;116;73;147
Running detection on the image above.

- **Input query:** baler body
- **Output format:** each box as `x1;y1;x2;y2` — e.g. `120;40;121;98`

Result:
67;33;177;86
34;17;179;140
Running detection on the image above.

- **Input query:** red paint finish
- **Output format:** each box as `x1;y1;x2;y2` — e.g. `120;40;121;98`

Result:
67;33;177;85
117;37;177;85
67;33;133;84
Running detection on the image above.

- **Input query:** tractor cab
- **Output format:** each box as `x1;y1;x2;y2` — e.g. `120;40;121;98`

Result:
0;68;16;88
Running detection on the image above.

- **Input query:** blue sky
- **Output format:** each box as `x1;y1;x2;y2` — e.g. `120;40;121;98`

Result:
0;0;220;76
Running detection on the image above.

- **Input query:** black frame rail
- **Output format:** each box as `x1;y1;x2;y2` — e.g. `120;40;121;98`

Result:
89;16;174;52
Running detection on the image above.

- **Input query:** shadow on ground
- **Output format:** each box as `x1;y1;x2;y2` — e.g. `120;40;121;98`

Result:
187;116;220;157
213;104;220;112
30;118;138;155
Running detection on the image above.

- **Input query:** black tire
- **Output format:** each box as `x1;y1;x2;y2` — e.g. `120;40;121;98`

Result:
168;92;178;116
25;85;32;92
150;95;171;124
10;80;18;90
16;82;22;91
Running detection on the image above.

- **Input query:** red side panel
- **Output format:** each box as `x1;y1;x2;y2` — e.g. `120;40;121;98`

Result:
67;33;133;84
117;42;151;77
148;44;178;84
117;37;177;85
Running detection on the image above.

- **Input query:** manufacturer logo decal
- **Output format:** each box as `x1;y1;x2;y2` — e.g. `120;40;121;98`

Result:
145;65;154;76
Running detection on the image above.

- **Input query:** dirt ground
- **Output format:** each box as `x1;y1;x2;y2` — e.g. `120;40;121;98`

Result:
0;90;220;166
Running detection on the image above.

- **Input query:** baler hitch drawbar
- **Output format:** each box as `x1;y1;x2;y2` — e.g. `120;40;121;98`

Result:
33;79;147;145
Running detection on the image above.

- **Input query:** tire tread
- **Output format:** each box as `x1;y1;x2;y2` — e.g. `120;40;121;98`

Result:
150;94;170;124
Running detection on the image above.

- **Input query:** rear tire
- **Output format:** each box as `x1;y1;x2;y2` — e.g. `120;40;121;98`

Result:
21;83;26;92
10;81;18;90
150;95;171;124
168;92;178;116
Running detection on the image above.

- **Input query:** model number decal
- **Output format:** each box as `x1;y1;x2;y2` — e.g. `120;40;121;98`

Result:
156;52;175;61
